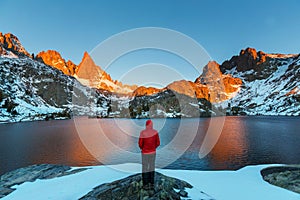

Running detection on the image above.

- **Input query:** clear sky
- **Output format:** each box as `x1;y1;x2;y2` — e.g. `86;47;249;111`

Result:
1;0;300;85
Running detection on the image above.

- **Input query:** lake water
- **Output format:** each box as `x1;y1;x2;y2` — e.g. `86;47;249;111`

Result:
0;116;299;175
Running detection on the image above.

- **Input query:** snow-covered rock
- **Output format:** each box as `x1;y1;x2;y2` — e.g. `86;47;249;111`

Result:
2;32;300;120
0;32;30;57
0;56;109;123
219;47;300;116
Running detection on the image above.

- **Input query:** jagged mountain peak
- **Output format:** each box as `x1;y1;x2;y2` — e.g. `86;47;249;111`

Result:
194;60;242;102
220;47;299;81
76;52;138;93
82;51;91;60
220;48;300;116
0;32;30;57
76;51;102;73
74;52;140;93
1;31;299;119
201;61;222;77
239;47;298;60
37;50;65;64
76;51;112;82
239;47;262;59
36;50;77;76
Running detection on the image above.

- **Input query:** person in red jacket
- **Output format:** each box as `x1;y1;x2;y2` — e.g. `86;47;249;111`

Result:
139;119;160;189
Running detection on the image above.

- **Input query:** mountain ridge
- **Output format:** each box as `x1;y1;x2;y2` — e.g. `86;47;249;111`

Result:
0;32;299;121
36;50;77;76
219;47;300;115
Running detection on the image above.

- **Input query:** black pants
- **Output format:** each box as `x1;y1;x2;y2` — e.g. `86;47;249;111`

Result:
141;153;156;186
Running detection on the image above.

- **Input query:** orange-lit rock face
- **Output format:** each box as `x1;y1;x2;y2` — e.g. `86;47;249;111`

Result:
0;32;30;57
166;80;210;100
76;52;137;93
167;80;196;97
0;46;6;55
223;76;243;93
34;47;241;101
66;60;77;75
131;80;210;100
240;47;258;60
129;61;242;102
0;32;4;44
132;86;161;97
76;52;111;88
195;61;242;102
36;50;77;76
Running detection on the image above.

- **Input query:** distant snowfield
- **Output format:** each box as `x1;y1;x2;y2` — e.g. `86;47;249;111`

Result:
2;164;299;200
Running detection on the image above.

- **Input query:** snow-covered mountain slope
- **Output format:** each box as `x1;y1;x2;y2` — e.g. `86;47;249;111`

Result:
219;48;300;116
1;32;299;120
0;56;109;123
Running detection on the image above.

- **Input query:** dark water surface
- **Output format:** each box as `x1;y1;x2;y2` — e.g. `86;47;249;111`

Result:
0;116;299;175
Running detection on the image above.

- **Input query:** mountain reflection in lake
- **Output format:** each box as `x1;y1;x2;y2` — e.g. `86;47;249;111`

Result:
0;116;299;175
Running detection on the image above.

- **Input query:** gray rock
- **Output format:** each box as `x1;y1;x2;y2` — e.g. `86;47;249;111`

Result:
0;164;87;198
178;189;188;197
0;186;15;197
261;165;300;194
0;164;216;199
0;164;71;187
80;172;196;200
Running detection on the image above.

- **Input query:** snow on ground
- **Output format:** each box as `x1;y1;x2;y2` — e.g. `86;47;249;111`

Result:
162;165;299;200
2;163;299;200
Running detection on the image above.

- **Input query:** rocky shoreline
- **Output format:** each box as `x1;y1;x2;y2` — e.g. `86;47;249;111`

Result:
261;165;300;194
1;164;299;199
0;164;215;200
0;164;87;198
80;172;197;200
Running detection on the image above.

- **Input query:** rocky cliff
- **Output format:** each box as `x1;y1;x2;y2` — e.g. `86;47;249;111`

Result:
1;31;299;119
0;34;110;122
195;61;242;102
0;32;31;57
36;50;77;76
69;51;138;94
219;47;300;116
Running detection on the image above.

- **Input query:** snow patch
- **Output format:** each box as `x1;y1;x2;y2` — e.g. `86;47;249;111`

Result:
2;163;299;200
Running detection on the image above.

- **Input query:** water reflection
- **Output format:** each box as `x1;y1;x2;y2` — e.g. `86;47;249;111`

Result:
207;117;248;169
0;120;97;175
0;116;300;175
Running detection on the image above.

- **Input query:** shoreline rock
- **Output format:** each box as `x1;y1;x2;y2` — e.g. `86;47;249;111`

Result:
0;164;215;200
261;165;300;194
80;172;194;200
0;164;87;198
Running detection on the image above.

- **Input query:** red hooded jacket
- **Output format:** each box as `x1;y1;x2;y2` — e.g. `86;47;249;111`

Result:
139;120;160;154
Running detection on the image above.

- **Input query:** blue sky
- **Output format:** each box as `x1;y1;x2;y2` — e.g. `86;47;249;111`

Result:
1;0;300;85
